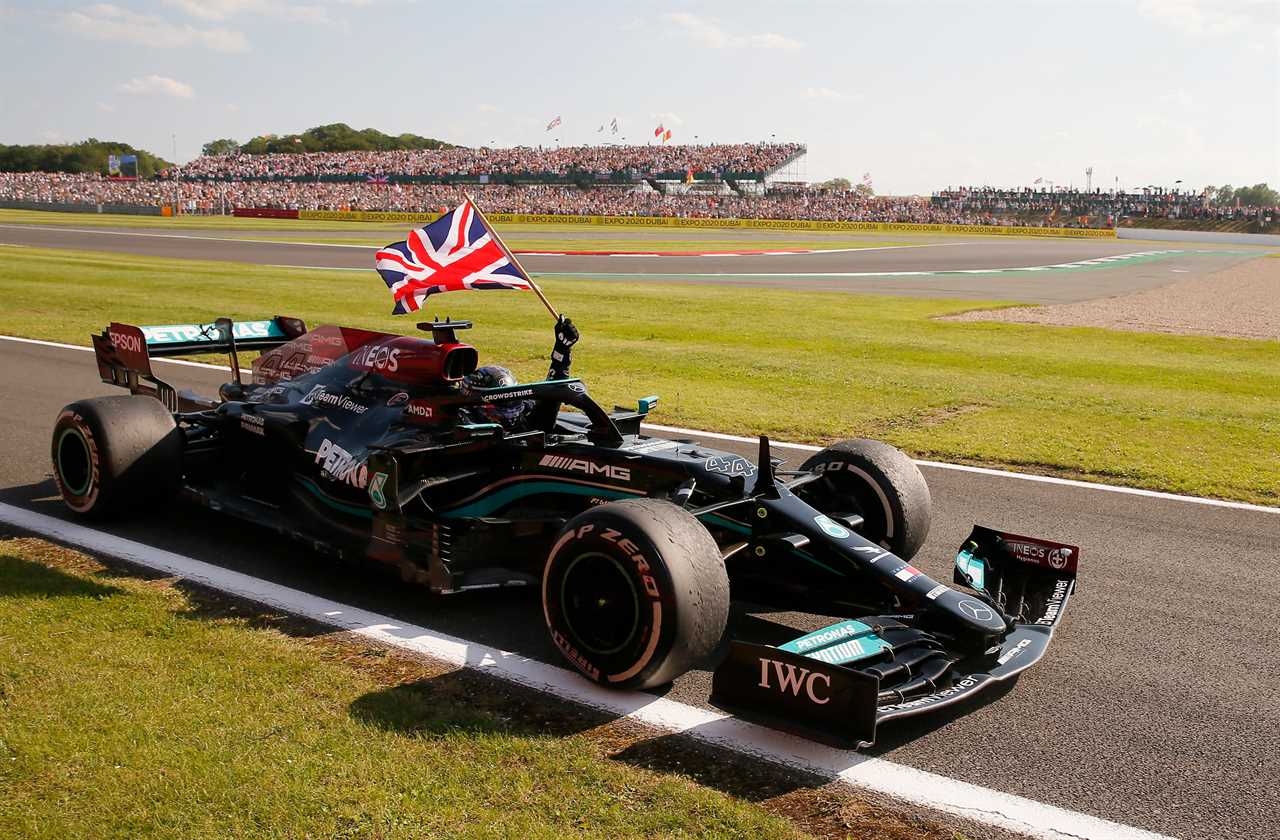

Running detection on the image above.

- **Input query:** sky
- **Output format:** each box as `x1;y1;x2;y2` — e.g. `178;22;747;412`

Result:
0;0;1276;195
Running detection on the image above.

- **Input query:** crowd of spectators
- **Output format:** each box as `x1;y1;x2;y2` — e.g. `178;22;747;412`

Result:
932;187;1278;226
0;173;995;222
4;172;1275;229
167;142;806;180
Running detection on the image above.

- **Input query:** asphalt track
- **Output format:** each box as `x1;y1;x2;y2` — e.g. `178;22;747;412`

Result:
0;222;1268;303
2;338;1277;840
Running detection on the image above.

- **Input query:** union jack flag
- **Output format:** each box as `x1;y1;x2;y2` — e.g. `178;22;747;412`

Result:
375;200;533;315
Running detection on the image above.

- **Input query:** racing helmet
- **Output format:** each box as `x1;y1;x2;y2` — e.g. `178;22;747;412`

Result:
461;365;526;425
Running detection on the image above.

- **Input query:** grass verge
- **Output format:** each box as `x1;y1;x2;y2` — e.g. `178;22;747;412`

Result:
0;246;1276;505
0;534;966;839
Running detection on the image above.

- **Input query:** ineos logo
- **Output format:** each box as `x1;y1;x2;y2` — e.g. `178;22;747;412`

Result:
352;344;401;373
958;599;994;621
757;658;831;704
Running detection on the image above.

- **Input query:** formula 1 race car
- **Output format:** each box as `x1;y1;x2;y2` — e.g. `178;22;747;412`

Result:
52;315;1079;746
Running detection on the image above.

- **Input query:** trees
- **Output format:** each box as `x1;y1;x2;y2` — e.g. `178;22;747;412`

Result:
1233;183;1278;207
224;124;452;155
0;139;170;177
1207;183;1278;207
201;139;239;157
815;177;851;191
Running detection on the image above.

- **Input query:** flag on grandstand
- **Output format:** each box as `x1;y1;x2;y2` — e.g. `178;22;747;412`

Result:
546;115;562;131
662;129;672;143
1033;177;1043;184
375;201;533;315
597;124;604;132
366;175;390;184
610;117;619;134
685;167;694;184
654;124;664;138
861;172;873;186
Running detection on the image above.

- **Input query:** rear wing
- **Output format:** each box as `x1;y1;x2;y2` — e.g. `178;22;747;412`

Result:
92;316;306;410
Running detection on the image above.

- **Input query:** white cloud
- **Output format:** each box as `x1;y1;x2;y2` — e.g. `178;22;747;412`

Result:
476;103;501;113
803;87;861;103
1137;0;1277;38
1157;88;1195;108
650;112;684;128
58;4;249;51
118;74;195;99
662;12;801;50
163;0;340;26
96;102;116;112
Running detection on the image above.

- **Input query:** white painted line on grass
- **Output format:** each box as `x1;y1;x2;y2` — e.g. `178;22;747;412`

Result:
0;501;1172;840
269;264;363;271
0;223;375;249
4;334;1275;517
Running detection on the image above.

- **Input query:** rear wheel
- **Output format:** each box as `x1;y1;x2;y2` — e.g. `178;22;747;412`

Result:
798;439;931;560
543;499;729;689
51;396;182;517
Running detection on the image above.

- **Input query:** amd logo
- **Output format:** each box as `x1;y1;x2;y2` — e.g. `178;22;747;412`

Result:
757;658;831;705
539;454;631;482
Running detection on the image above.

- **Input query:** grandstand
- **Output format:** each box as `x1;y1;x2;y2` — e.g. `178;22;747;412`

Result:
1;141;1276;231
168;142;807;186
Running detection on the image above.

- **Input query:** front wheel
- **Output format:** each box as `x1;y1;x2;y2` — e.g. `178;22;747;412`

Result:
798;438;931;560
542;499;729;690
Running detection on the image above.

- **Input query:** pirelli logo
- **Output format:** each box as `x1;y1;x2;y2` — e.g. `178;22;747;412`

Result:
539;454;631;482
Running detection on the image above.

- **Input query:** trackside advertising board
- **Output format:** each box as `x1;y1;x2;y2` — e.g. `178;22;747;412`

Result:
272;209;1118;239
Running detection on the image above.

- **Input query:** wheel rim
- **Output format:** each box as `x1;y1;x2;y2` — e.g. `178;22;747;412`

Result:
807;474;891;545
559;551;641;655
56;427;93;497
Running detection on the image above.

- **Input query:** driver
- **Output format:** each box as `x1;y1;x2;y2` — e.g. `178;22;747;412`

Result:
460;315;579;430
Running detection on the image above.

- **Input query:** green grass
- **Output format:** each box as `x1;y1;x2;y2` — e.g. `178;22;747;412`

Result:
1;246;1276;505
0;539;803;839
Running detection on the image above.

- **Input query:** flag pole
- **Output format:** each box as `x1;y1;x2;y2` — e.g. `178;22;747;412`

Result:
464;193;559;321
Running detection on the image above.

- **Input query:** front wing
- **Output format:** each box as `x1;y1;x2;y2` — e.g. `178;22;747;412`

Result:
710;527;1078;747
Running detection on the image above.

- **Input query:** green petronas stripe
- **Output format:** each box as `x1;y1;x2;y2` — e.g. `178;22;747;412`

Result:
296;476;374;519
442;481;641;518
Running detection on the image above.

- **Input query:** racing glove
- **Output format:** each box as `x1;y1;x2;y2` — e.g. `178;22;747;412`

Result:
548;315;579;380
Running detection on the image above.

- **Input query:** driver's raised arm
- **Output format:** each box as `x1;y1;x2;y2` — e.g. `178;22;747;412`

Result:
547;315;579;380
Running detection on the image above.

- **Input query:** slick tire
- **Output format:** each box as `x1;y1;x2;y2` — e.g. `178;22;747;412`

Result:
543;499;729;690
799;439;931;560
51;396;182;517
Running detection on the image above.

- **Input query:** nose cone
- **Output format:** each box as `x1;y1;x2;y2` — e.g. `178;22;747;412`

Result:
938;590;1008;636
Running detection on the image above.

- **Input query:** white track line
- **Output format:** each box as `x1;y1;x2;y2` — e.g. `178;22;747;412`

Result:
3;334;1275;516
0;502;1172;840
638;423;1278;515
546;250;1177;279
0;223;966;259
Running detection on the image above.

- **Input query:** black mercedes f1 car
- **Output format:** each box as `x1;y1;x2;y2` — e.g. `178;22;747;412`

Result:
52;315;1079;746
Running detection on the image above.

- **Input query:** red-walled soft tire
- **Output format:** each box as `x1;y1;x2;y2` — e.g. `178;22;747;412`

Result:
543;499;728;690
51;396;182;517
